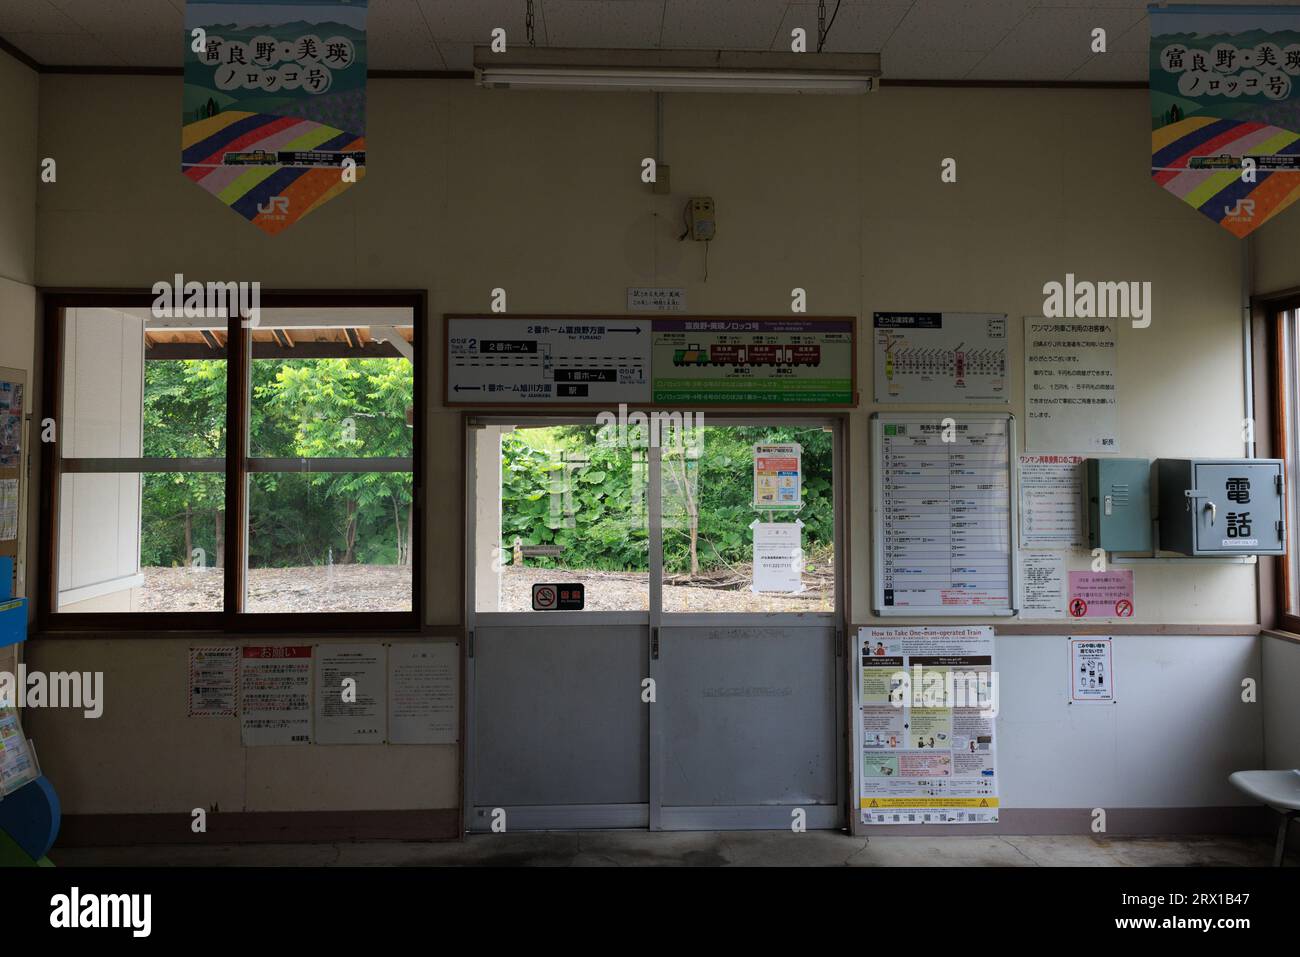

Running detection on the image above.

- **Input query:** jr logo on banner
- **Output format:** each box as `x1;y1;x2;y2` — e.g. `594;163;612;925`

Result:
1151;4;1300;237
182;0;367;235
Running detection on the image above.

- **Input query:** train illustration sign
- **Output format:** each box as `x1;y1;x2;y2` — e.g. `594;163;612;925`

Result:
650;319;854;405
1150;4;1300;237
182;0;368;235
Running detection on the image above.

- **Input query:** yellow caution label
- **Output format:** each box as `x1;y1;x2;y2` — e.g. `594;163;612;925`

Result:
860;797;1000;809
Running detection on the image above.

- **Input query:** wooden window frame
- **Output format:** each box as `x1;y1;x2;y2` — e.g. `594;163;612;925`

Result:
37;290;426;635
1262;290;1300;634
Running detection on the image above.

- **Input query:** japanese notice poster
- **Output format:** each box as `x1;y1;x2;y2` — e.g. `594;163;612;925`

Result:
188;645;239;717
651;319;854;404
241;645;313;745
315;644;386;745
388;642;458;745
1019;454;1085;548
1019;550;1067;620
182;0;368;234
857;627;999;825
1150;5;1300;237
627;287;686;312
753;443;802;511
1070;638;1115;703
751;521;804;594
1068;570;1135;619
874;415;1015;615
873;312;1008;404
0;380;22;468
447;318;651;404
0;707;38;795
1024;318;1118;453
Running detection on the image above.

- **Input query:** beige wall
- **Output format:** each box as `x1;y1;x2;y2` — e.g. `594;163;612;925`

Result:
22;76;1275;815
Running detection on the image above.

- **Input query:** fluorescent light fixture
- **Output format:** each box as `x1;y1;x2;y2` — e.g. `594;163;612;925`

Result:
474;48;880;94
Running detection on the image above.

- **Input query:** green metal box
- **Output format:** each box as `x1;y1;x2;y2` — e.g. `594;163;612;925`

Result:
1086;458;1152;552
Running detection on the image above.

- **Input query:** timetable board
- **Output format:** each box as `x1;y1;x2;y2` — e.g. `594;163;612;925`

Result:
872;413;1018;616
446;317;651;404
873;312;1008;404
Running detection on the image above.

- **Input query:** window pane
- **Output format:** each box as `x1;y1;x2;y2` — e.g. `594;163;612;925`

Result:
661;425;835;613
249;324;414;459
57;472;224;612
246;472;413;613
477;425;649;612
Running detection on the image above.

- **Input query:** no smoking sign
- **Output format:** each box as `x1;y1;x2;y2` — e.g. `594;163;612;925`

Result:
532;583;585;611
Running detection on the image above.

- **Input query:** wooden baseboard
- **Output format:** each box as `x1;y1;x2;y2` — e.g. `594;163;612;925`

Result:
56;809;460;846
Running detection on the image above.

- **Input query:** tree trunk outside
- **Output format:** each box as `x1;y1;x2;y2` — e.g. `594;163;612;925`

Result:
184;502;192;567
214;508;225;568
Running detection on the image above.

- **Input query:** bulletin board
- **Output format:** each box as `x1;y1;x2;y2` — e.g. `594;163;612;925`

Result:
0;368;26;601
871;413;1018;616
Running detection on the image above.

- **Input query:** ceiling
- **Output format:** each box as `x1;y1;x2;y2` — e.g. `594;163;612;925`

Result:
0;0;1285;82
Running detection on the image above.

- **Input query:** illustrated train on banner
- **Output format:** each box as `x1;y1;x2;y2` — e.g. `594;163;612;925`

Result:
182;0;368;235
1151;4;1300;237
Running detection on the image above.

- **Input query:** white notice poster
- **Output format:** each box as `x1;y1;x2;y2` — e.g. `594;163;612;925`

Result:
447;318;651;404
1018;551;1067;619
751;521;804;594
873;415;1016;615
1019;454;1085;548
241;646;313;746
188;646;239;717
857;626;999;825
1024;318;1119;452
1069;638;1115;703
874;312;1008;404
315;644;386;745
388;642;459;745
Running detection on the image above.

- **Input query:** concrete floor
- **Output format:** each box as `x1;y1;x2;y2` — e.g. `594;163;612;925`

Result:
51;831;1278;867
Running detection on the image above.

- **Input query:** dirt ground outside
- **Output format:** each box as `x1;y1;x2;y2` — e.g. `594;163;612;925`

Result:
131;560;832;614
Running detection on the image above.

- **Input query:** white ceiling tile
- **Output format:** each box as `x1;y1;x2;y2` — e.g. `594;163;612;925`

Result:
7;31;125;64
775;2;911;53
542;0;664;48
660;0;788;50
0;0;83;34
882;49;985;81
368;30;445;71
436;40;475;71
967;6;1145;80
418;0;546;46
47;0;181;35
885;0;1037;53
1069;49;1145;81
94;31;182;67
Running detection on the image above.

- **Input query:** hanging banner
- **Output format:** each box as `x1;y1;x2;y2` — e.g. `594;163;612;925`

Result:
182;0;368;235
1151;4;1300;237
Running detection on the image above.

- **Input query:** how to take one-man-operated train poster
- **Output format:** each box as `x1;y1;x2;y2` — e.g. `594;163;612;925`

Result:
182;0;367;235
1151;4;1300;237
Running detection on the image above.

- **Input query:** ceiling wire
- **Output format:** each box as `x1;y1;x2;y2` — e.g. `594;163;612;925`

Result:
817;0;843;53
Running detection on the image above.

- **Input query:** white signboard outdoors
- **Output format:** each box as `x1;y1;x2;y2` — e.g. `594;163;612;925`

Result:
1019;454;1085;548
447;317;651;404
873;414;1017;616
1069;638;1115;703
315;644;386;745
1024;317;1119;452
388;642;459;745
751;520;804;594
241;646;313;746
873;312;1008;404
856;626;999;825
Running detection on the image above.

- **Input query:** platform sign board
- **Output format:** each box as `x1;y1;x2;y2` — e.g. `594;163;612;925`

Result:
874;312;1008;404
447;317;650;404
182;0;368;235
856;626;999;825
650;318;854;405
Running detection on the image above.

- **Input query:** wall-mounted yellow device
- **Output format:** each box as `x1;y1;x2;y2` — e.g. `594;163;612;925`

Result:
688;196;715;241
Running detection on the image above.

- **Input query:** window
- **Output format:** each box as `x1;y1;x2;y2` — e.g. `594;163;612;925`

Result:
1274;301;1300;631
42;293;423;629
